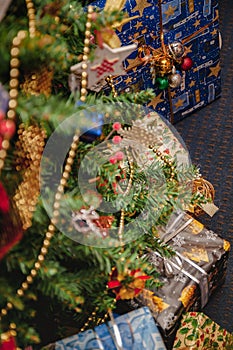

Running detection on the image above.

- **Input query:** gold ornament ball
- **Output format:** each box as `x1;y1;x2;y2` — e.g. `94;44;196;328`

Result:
154;56;173;76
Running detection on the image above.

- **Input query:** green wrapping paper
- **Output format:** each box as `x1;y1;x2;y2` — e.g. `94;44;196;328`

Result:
127;212;230;349
173;311;233;349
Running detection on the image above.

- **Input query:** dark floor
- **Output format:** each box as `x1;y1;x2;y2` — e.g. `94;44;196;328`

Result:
176;0;233;333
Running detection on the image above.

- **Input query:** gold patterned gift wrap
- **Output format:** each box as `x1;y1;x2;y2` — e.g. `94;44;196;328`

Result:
173;311;233;349
127;212;230;349
90;0;221;123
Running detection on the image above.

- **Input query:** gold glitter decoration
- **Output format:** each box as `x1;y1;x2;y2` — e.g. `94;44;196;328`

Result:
179;285;196;308
189;217;204;234
223;240;231;252
21;66;53;96
13;124;47;230
183;247;209;263
138;289;169;314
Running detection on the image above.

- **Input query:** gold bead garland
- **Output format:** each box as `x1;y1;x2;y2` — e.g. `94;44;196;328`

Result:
1;0;37;172
25;0;37;38
105;75;118;97
149;145;176;181
0;30;27;172
0;132;80;326
80;297;117;333
124;149;134;196
80;6;93;102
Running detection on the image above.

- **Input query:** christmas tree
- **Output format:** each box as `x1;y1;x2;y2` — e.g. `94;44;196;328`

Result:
0;1;209;348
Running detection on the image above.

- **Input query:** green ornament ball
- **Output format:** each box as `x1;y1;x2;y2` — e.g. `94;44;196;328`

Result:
156;77;169;90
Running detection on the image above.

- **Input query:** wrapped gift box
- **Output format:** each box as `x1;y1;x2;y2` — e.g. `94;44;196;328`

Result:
91;0;221;123
173;311;233;349
127;212;230;349
44;307;166;349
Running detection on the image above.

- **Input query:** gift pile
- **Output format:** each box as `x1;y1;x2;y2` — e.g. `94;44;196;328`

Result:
126;211;230;348
0;1;230;350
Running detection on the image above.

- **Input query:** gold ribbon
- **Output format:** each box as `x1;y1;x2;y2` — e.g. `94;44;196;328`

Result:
100;0;139;48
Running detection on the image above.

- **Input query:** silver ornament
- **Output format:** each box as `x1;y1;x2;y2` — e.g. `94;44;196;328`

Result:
168;73;182;88
168;41;185;59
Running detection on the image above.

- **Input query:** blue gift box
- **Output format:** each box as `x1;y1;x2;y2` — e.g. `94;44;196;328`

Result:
55;329;100;350
54;307;166;349
91;0;221;123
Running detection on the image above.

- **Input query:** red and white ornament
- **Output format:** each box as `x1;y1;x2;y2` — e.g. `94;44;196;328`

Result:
71;43;137;90
0;119;16;139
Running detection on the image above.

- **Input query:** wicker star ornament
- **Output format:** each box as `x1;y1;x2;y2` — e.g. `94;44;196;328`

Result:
71;43;137;90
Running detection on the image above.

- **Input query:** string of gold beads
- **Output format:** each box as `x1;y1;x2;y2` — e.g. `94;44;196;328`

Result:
80;298;116;332
25;0;37;38
80;5;93;102
0;30;27;172
118;209;125;247
1;0;37;172
149;145;176;180
105;75;118;98
0;133;80;325
123;149;134;196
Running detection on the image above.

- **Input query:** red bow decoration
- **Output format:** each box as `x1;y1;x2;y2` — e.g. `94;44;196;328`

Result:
107;267;151;300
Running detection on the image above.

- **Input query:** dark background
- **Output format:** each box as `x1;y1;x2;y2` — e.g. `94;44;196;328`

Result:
176;0;233;332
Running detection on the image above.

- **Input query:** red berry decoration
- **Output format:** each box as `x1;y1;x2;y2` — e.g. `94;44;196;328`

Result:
112;135;122;144
115;151;124;161
181;56;193;71
109;156;117;164
0;119;16;138
112;122;121;131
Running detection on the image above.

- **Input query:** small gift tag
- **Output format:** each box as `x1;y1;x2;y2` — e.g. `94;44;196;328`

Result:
198;201;219;217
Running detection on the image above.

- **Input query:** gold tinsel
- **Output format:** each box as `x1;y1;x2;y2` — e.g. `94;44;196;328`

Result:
179;285;196;308
137;289;169;314
13;124;47;230
21;66;53;96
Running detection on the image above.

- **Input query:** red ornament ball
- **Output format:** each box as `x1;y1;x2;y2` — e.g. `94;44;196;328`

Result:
181;56;193;71
0;119;16;138
0;110;5;121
